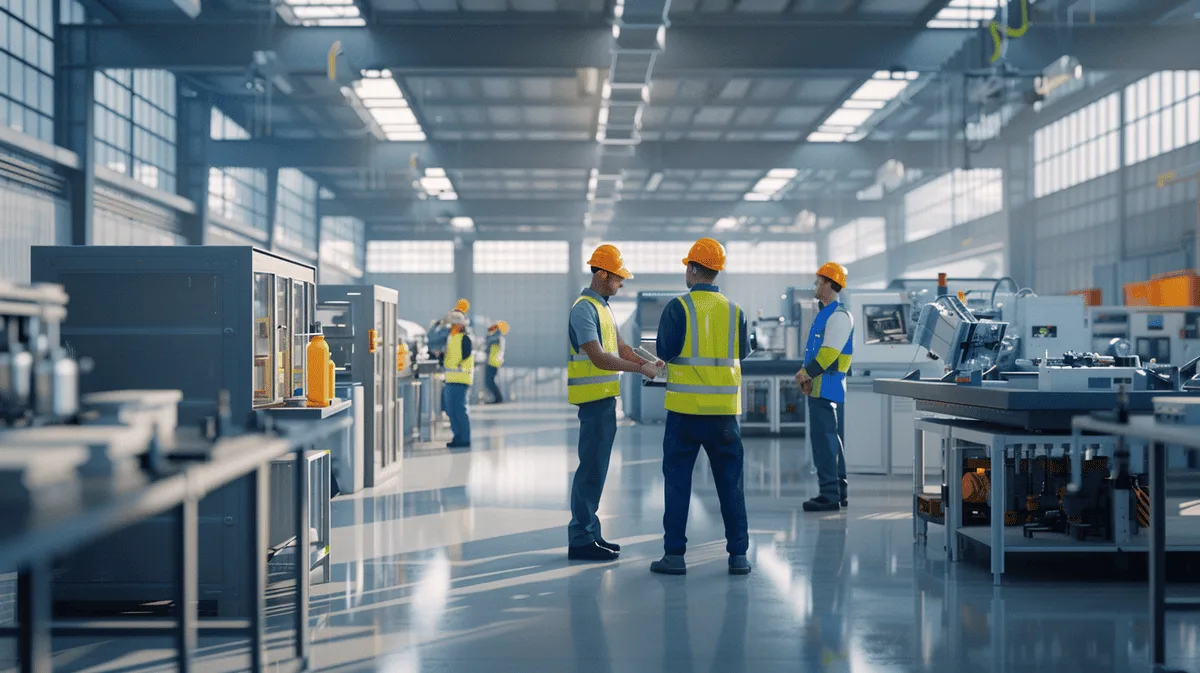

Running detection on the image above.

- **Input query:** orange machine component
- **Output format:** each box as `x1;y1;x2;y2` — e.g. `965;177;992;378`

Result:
1067;288;1103;306
307;331;331;408
1124;281;1153;307
1151;270;1200;306
962;471;990;504
368;328;378;353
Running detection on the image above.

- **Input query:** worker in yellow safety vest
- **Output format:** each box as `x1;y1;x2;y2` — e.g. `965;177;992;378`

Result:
441;310;474;449
484;321;509;404
567;244;661;562
650;238;753;577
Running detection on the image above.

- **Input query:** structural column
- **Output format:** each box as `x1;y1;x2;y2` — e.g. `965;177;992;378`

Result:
176;87;212;245
454;236;474;304
264;169;279;250
54;10;96;246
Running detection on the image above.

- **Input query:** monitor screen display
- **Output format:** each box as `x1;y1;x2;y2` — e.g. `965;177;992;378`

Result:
863;304;910;345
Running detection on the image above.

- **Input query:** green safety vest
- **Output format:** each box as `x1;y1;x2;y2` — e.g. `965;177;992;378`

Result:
568;295;620;405
664;291;742;416
444;331;474;385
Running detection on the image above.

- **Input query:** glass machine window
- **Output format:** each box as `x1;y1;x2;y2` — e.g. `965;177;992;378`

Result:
292;279;309;397
253;273;274;404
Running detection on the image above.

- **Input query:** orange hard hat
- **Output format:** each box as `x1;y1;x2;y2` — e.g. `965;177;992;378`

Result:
496;320;510;335
455;298;470;313
682;238;726;272
587;244;633;279
817;261;848;288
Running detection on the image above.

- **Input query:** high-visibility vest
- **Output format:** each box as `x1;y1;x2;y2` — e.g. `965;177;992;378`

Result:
567;295;620;405
444;331;474;385
803;301;854;404
488;335;505;368
664;291;742;416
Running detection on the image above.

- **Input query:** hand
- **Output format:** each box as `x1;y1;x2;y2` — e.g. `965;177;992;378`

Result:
640;363;660;379
794;370;811;387
801;380;813;396
655;360;665;369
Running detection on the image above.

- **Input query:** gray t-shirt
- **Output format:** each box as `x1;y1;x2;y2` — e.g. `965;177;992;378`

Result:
569;288;611;351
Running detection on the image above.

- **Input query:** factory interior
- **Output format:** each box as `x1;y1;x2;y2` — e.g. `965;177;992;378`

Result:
6;0;1200;672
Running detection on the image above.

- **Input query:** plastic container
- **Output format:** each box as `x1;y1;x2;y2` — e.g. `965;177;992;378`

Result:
307;324;331;408
1151;270;1200;307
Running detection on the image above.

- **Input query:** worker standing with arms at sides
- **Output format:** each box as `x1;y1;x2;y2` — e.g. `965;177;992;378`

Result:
568;244;662;562
650;238;753;577
484;321;509;404
795;262;853;512
442;311;474;449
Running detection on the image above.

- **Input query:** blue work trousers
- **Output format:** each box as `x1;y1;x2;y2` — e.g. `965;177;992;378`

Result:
662;411;749;556
568;397;618;546
442;382;471;446
484;365;503;403
808;397;847;501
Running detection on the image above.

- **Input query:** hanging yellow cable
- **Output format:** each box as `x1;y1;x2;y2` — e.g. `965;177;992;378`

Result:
990;0;1030;63
328;41;342;81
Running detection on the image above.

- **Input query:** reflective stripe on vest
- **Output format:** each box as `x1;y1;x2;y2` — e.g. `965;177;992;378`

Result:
444;332;475;385
803;301;854;404
664;291;742;416
568;294;621;405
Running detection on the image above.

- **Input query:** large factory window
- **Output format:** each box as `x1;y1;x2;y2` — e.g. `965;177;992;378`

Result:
0;0;54;142
1124;71;1200;166
905;168;1003;242
1033;93;1119;198
724;241;817;274
208;108;268;233
319;216;365;277
274;168;318;254
580;240;691;275
827;218;885;264
366;241;454;274
474;241;569;274
94;69;177;193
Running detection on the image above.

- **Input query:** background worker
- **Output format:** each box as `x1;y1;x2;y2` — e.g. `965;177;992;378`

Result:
428;298;471;361
568;244;661;562
484;321;509;404
650;238;753;577
795;263;853;512
442;311;474;449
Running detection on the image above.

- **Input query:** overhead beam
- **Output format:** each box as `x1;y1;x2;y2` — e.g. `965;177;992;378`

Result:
208;139;996;172
60;23;1200;73
323;197;885;222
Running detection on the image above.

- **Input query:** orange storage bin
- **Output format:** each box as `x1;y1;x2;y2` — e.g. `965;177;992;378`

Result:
1150;270;1200;307
1067;288;1103;306
1124;281;1153;306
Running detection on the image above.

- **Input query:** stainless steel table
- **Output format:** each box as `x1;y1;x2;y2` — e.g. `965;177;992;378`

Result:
1071;413;1200;673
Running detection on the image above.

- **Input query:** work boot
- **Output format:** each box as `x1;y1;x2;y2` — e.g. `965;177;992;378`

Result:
650;554;687;575
596;538;621;553
728;555;752;576
803;496;840;512
568;542;619;562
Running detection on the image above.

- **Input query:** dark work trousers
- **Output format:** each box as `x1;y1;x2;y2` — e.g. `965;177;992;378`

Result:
442;382;471;446
662;411;749;556
568;396;618;547
808;396;848;502
484;365;504;403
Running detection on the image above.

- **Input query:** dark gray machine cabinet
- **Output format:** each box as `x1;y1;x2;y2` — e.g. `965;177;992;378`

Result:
30;246;317;427
318;285;401;488
29;246;317;617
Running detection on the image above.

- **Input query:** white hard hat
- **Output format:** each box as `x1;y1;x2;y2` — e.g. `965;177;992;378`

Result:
447;310;468;326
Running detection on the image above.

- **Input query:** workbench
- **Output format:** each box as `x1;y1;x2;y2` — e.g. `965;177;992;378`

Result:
0;417;350;673
1071;413;1200;672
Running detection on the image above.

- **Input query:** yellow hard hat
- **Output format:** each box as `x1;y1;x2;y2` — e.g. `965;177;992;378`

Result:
495;321;510;335
817;261;848;288
587;244;633;279
455;298;470;313
682;238;726;272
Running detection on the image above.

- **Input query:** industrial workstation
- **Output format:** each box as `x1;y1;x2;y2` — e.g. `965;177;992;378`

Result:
4;1;1200;672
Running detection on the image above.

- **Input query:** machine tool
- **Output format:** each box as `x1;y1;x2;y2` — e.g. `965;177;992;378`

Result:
1088;306;1200;365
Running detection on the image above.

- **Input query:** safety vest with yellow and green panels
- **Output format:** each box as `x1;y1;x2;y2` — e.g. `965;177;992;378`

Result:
567;295;620;405
444;331;475;385
664;291;742;416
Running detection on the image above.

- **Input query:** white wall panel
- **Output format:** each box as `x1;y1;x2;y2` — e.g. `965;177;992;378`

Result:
0;178;67;284
367;273;457;329
475;273;569;367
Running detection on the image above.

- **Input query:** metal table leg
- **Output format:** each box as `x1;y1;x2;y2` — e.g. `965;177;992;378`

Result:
1150;440;1166;668
295;447;311;670
247;466;268;673
175;499;199;672
914;425;926;540
17;560;51;673
990;437;1006;586
947;431;960;562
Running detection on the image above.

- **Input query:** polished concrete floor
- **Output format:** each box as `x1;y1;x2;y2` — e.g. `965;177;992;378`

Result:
19;400;1200;672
